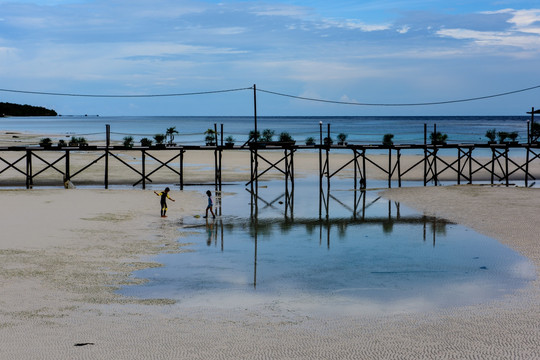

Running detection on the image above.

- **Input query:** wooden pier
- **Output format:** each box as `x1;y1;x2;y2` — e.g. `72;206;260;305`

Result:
1;141;539;189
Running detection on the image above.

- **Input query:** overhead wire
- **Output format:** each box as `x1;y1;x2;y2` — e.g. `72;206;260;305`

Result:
0;87;252;98
256;84;540;106
0;83;539;105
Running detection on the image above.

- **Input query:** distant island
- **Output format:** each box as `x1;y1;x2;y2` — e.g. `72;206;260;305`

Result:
0;102;57;117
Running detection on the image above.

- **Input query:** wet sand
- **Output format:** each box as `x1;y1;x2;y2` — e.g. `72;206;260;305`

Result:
1;134;539;358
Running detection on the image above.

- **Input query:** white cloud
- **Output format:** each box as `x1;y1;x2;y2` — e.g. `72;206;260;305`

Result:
397;25;410;34
321;19;391;32
437;28;540;51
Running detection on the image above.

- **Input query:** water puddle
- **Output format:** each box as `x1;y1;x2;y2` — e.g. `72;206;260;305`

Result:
119;179;535;314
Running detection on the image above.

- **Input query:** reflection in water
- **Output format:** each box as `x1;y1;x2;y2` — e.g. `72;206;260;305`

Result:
120;179;535;314
214;195;450;288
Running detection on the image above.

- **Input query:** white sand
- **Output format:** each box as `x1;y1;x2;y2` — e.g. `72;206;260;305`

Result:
0;148;539;358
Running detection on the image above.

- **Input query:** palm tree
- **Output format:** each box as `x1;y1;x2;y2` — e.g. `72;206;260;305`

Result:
166;127;179;146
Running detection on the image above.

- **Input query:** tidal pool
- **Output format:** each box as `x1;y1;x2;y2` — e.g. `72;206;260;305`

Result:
119;179;535;314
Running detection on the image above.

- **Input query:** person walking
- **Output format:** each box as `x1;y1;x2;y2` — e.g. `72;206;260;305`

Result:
203;190;215;219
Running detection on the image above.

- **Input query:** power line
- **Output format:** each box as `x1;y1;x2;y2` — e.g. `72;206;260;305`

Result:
256;84;540;106
0;87;252;98
1;83;539;105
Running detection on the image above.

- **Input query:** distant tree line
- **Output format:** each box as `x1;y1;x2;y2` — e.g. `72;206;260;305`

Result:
0;102;57;116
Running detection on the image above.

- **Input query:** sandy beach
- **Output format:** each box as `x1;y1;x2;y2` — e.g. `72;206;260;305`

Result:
1;137;540;358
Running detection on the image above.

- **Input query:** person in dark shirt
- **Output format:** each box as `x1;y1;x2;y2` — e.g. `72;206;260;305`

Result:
154;187;175;218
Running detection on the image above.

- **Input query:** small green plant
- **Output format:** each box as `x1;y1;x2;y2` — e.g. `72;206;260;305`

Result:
69;136;88;147
485;128;497;143
249;130;261;142
204;129;217;145
140;137;153;147
508;131;519;143
57;139;66;148
122;136;134;148
324;136;333;145
497;131;509;144
382;133;394;146
305;137;316;145
153;134;166;145
279;132;294;142
429;131;448;144
261;129;275;142
337;133;347;145
39;137;52;147
166;126;179;146
225;135;235;146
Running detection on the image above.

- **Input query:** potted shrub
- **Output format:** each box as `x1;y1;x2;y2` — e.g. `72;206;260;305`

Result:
485;128;497;144
497;131;509;144
204;129;217;146
305;137;316;146
323;136;333;146
430;131;448;145
39;137;53;148
337;133;347;145
69;136;88;147
122;136;134;148
278;132;295;144
57;139;66;148
382;133;394;146
166;126;179;146
225;136;235;148
248;130;261;142
508;131;519;144
261;129;275;142
140;137;153;147
153;134;166;148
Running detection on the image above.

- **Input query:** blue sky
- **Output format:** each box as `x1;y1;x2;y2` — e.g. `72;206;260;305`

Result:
1;0;539;116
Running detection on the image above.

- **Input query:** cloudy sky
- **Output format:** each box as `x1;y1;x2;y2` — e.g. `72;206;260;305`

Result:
1;0;540;116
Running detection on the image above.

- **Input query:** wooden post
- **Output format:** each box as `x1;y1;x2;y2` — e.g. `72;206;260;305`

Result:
388;147;392;188
353;149;357;192
253;84;258;203
468;148;473;184
397;149;401;187
423;124;427;186
531;107;535;144
105;124;110;189
457;148;461;185
525;145;530;187
319;121;323;217
214;123;218;191
180;150;184;190
65;149;70;185
26;149;32;189
491;147;495;185
141;150;146;189
505;147;509;187
327;123;331;196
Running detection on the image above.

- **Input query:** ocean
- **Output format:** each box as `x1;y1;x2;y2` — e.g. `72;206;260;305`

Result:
0;115;532;145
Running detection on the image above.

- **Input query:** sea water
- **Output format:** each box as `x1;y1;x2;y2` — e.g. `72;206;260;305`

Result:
118;178;535;314
0;115;531;146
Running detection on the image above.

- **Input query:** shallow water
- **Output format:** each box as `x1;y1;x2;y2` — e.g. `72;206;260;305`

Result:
119;178;535;314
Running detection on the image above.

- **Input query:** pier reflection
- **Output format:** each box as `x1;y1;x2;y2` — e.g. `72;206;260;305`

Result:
209;193;450;288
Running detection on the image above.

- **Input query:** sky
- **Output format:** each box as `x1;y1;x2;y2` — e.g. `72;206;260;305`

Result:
1;0;540;116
